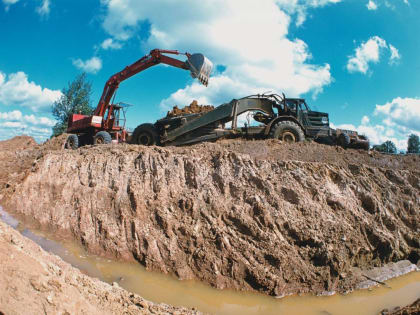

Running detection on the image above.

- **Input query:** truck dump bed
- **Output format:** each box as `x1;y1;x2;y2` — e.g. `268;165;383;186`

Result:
161;97;275;144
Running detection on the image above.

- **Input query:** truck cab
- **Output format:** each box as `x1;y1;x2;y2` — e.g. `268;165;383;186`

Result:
279;98;331;139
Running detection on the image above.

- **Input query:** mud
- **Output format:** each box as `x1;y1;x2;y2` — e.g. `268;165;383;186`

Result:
0;136;418;298
166;100;214;118
0;219;199;315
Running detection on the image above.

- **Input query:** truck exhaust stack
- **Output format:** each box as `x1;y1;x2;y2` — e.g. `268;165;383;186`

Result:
186;53;213;86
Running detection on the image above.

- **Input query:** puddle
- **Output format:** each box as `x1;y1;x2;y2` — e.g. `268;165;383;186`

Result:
1;206;419;315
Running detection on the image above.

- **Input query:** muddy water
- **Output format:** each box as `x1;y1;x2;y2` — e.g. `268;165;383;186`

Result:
1;207;419;315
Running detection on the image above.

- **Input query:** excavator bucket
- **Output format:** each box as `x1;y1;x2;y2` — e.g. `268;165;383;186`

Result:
186;53;213;86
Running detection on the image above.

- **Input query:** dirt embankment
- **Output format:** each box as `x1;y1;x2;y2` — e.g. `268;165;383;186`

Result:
1;136;418;297
0;220;199;315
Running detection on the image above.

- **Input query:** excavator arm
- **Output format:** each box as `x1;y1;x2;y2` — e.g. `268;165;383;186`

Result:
94;49;212;117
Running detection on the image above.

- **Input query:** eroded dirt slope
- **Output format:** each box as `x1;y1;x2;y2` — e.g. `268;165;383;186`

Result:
2;137;418;297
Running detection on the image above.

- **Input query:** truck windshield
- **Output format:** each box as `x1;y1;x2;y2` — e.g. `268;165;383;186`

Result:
299;101;310;111
286;100;297;112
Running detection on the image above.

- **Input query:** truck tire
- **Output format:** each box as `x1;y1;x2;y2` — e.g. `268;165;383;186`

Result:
354;135;370;150
337;133;350;148
270;121;305;143
94;131;112;145
65;134;79;150
359;141;370;151
132;123;159;146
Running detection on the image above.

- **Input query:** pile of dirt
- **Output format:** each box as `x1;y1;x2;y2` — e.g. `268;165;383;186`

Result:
0;136;38;201
210;139;420;171
41;133;69;151
0;135;36;151
1;138;418;297
0;135;70;201
166;100;214;118
0;220;199;315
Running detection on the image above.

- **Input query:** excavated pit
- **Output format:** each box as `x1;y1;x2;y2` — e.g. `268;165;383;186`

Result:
0;136;419;298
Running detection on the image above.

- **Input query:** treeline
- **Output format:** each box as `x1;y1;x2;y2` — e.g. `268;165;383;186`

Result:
373;134;420;154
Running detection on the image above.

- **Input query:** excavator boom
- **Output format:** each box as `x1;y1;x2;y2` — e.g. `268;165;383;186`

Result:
66;48;213;144
94;49;212;117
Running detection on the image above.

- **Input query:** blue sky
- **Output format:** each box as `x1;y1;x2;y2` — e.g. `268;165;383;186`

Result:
1;0;419;150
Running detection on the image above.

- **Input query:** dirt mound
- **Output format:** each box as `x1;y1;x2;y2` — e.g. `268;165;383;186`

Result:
0;220;199;315
166;100;214;118
0;134;73;201
0;136;38;201
41;133;69;151
210;139;419;171
3;139;418;297
0;135;36;151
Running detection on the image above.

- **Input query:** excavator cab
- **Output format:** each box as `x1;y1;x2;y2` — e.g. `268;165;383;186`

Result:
186;53;213;86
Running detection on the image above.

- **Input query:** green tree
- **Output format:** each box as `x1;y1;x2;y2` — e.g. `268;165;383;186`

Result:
51;73;93;136
407;134;420;154
373;140;397;154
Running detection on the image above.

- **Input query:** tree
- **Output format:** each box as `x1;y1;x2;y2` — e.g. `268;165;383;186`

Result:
373;140;397;154
51;73;93;136
407;134;420;154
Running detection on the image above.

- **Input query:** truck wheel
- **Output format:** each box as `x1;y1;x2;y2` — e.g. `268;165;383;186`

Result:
65;134;79;150
359;141;370;151
337;133;350;148
270;121;305;143
132;123;159;146
354;135;370;150
94;131;112;145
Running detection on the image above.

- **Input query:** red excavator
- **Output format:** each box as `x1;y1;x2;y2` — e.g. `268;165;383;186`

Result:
65;49;213;149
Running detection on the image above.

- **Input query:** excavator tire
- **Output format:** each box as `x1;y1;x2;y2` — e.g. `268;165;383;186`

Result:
270;121;305;143
94;131;112;145
132;123;160;146
65;134;79;150
337;133;350;148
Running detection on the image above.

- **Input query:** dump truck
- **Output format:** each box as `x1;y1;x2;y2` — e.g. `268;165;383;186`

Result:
131;93;370;150
65;49;213;149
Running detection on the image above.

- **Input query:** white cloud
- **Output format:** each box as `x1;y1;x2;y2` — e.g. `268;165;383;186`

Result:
0;71;62;112
367;0;378;10
0;110;56;142
0;110;55;127
389;44;401;63
101;0;333;112
3;0;51;16
2;0;19;11
101;38;122;50
347;36;387;73
2;0;19;4
276;0;342;26
0;110;22;121
72;56;102;74
36;0;50;17
361;115;370;125
347;36;400;74
374;97;420;132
